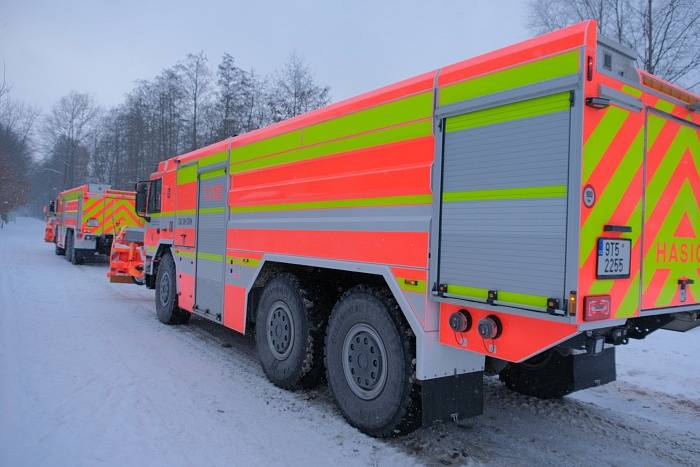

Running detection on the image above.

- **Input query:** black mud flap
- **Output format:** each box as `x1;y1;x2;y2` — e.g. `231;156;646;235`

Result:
572;346;616;392
662;312;700;332
420;371;483;426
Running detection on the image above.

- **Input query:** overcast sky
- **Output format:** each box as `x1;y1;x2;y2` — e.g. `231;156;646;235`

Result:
1;0;530;112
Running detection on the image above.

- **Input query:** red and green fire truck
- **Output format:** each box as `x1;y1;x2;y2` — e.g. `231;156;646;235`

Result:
54;184;143;264
132;21;698;437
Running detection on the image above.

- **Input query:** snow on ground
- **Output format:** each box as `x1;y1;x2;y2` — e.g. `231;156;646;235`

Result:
1;217;699;467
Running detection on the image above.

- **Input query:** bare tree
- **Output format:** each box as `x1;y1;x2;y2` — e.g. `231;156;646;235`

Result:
267;54;330;122
0;62;8;105
527;0;700;89
215;53;243;138
26;50;331;212
178;52;211;150
0;75;35;218
43;92;99;188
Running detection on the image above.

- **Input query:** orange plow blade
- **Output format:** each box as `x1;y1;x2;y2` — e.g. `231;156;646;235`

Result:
107;227;145;285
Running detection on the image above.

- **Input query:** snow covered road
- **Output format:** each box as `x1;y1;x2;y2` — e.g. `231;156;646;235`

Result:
1;218;699;466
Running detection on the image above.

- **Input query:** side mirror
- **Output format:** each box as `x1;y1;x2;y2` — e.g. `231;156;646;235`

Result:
135;181;150;221
48;200;56;214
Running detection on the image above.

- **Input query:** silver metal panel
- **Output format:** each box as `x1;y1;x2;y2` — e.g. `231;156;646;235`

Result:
564;68;585;307
229;204;431;232
442;111;570;192
440;198;567;298
599;84;643;112
195;172;228;319
196;212;227;254
437;98;571;305
197;175;227;211
124;227;145;243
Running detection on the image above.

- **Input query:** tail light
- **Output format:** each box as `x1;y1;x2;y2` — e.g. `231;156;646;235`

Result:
583;295;611;321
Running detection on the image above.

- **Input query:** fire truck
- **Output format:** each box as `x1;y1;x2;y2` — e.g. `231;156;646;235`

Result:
133;21;699;437
54;184;143;264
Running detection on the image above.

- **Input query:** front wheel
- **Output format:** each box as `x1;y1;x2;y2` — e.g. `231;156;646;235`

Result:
154;251;190;325
325;286;419;438
499;350;574;399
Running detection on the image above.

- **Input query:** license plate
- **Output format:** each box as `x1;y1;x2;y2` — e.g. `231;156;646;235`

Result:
597;238;631;279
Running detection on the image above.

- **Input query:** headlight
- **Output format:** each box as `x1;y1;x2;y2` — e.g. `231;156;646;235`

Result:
87;218;99;227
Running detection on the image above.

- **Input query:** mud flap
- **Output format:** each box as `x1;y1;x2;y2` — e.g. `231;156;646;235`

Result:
572;346;616;392
420;371;483;426
662;313;700;332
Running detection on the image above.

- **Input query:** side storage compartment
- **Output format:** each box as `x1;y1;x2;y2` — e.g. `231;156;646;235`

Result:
436;92;573;311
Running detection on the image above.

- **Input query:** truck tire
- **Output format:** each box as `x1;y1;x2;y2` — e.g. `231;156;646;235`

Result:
64;232;73;262
54;233;65;256
155;251;190;325
325;286;420;438
499;349;574;399
70;243;83;265
255;273;327;390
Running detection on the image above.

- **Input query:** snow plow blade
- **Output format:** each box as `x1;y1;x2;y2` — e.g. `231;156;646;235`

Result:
107;227;145;285
109;275;133;284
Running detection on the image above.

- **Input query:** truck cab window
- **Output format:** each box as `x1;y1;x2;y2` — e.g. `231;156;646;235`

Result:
147;179;162;214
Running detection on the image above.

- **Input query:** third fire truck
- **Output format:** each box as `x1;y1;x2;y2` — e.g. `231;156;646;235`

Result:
132;21;699;437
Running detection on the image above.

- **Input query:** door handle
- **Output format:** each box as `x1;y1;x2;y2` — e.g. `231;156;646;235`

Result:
604;224;632;233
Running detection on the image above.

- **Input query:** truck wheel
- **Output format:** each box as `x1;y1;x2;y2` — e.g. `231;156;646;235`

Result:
54;244;65;255
54;235;65;256
499;350;574;399
70;245;83;265
65;232;74;262
155;251;190;325
325;286;420;438
255;273;327;390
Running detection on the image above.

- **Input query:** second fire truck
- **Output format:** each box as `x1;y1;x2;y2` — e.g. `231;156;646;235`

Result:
52;184;143;264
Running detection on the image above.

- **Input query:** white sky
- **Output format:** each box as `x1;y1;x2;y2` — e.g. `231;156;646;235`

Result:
0;0;530;112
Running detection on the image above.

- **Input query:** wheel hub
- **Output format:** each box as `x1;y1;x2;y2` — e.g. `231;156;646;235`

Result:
266;301;294;360
342;323;388;400
159;271;170;306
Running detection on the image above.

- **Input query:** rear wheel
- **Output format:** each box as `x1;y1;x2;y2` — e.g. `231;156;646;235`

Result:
70;242;83;265
64;232;73;262
155;251;190;325
499;350;574;399
255;273;327;390
325;286;420;438
54;231;65;256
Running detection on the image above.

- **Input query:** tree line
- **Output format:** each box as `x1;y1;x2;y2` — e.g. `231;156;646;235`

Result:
1;0;698;219
2;52;330;217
